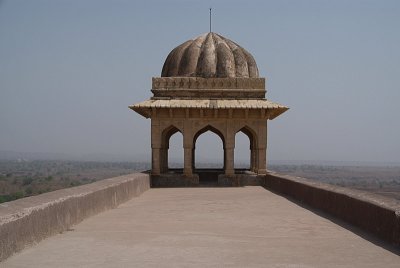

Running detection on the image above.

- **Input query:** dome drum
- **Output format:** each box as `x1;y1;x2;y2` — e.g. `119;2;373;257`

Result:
151;77;266;99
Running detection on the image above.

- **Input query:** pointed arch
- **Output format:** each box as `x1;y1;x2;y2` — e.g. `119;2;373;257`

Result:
160;125;183;173
193;125;226;148
235;131;250;169
192;124;226;172
162;125;181;148
235;125;258;172
237;125;258;150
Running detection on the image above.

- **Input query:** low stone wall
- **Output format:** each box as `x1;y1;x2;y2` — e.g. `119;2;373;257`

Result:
0;173;150;261
218;174;265;187
151;171;266;187
264;172;400;246
151;173;200;187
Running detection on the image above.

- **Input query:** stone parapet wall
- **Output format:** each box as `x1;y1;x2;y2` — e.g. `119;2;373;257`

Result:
0;173;150;261
264;172;400;246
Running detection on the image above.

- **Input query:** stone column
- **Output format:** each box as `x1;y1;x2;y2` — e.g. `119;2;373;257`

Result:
224;147;235;175
256;120;267;174
256;147;267;174
250;146;257;172
184;146;193;176
183;123;193;176
151;118;162;175
160;147;168;173
151;147;161;175
224;126;235;175
191;147;195;171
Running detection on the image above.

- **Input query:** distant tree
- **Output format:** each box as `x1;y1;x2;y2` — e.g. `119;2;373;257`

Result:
11;191;24;200
22;177;33;185
25;187;33;195
0;195;11;203
69;181;81;187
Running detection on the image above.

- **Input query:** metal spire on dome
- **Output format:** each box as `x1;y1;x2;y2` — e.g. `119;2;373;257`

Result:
209;8;212;32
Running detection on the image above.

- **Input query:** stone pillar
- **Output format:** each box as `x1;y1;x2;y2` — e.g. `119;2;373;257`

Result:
191;147;195;171
151;147;161;175
257;147;267;174
224;147;235;175
254;120;267;174
183;124;193;176
160;147;168;173
225;127;235;175
159;148;164;173
184;146;193;176
250;146;257;172
151;118;162;175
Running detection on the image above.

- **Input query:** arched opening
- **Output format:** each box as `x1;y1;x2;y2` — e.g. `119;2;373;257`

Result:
235;131;250;171
235;126;258;173
193;125;225;183
161;126;183;173
168;131;183;170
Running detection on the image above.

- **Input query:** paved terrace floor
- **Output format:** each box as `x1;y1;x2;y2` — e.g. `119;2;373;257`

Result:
3;187;400;267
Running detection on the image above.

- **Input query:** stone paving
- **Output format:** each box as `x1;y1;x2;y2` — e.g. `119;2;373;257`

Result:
3;187;399;267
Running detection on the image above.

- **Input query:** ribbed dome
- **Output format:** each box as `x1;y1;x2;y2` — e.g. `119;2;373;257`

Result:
161;32;259;78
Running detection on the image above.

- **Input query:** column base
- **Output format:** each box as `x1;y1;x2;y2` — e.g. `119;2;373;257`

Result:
257;169;268;174
224;169;235;176
151;170;161;176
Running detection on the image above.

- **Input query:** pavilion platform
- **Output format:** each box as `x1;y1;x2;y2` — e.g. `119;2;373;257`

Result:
3;186;399;267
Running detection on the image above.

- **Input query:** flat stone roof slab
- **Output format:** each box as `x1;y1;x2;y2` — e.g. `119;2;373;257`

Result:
3;187;399;267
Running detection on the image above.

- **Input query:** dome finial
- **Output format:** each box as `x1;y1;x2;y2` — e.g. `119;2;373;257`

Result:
209;8;212;33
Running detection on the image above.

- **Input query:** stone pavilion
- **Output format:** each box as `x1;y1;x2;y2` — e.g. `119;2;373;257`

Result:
130;32;288;186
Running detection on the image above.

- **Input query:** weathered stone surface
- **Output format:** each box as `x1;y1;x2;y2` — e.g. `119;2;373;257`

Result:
3;187;399;267
161;32;259;78
151;173;199;187
218;173;265;187
264;172;400;246
0;173;150;261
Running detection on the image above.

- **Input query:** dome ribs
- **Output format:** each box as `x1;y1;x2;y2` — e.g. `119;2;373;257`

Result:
178;34;206;77
241;48;259;78
213;33;236;78
161;40;192;77
223;37;249;78
196;33;217;78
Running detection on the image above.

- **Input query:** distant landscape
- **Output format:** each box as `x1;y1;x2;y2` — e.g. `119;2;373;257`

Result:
0;160;149;203
269;165;400;201
0;159;399;203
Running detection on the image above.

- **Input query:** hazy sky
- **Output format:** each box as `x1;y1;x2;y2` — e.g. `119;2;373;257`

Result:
1;0;399;164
